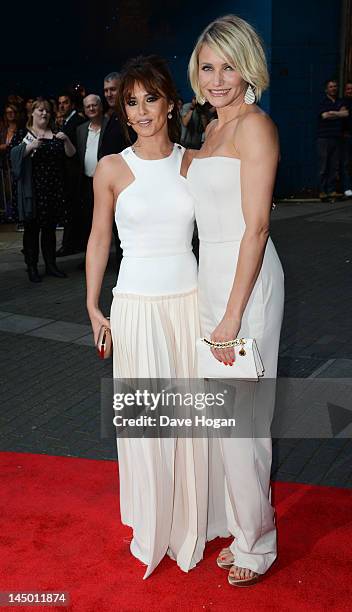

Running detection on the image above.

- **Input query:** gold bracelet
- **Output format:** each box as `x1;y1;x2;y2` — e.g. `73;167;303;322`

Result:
201;338;246;349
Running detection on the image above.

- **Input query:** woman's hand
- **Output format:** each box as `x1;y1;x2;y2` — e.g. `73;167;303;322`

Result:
27;138;44;153
210;315;241;365
89;307;111;345
56;131;76;157
55;131;68;141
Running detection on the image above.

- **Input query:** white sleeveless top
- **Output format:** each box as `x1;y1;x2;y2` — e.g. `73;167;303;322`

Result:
113;144;197;296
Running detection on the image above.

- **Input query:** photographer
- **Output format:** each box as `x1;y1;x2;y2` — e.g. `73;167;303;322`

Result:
180;96;207;149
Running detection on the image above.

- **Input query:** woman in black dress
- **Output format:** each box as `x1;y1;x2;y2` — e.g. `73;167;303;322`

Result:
0;104;20;221
10;98;76;282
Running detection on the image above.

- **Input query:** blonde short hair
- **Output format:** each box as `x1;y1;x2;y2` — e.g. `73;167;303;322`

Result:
188;14;269;103
27;98;52;129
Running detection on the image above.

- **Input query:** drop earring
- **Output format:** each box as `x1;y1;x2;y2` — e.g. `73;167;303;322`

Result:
244;84;255;104
167;112;172;119
198;95;206;105
127;121;131;126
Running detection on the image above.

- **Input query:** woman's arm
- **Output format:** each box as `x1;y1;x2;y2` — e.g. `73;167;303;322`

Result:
210;113;279;364
8;130;38;166
23;140;43;157
86;157;115;343
55;132;76;157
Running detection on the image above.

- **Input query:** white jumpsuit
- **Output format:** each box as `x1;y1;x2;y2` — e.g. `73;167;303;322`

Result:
187;156;285;574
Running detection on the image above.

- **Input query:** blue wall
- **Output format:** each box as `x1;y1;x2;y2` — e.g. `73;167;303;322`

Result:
167;0;342;195
166;0;341;195
1;0;342;195
164;0;273;112
271;0;342;195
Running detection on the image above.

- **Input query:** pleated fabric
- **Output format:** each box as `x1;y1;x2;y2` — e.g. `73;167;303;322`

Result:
110;290;221;579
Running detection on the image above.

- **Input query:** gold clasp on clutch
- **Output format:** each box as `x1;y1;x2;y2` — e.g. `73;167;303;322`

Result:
238;338;246;356
97;324;111;359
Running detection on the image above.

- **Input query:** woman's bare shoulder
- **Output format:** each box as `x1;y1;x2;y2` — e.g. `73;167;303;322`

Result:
95;153;131;185
204;117;217;139
236;109;278;155
239;109;277;137
95;153;123;173
183;148;199;162
180;148;198;177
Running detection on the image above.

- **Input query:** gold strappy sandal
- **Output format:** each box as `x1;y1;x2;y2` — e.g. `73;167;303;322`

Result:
228;565;260;587
216;547;235;569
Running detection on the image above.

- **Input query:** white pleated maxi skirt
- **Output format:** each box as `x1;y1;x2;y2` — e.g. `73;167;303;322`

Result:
110;290;220;579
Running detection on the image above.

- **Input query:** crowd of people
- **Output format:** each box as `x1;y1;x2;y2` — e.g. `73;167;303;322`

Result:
0;74;125;281
318;79;352;201
0;75;217;282
1;70;352;282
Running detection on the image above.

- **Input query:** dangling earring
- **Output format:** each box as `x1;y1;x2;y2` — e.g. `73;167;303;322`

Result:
127;121;131;126
244;84;255;104
167;112;172;119
198;95;206;105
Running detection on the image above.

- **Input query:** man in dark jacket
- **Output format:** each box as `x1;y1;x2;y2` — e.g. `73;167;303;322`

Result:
59;93;85;147
98;72;129;269
341;81;352;198
98;72;126;159
56;92;85;256
317;80;348;202
76;95;108;255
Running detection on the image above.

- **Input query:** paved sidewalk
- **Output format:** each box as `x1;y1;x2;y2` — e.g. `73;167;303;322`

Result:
1;200;352;487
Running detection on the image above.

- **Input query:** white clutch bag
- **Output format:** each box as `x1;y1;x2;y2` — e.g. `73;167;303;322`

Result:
196;337;264;381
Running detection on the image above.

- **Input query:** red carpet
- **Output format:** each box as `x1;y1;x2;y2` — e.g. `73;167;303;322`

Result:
1;452;351;612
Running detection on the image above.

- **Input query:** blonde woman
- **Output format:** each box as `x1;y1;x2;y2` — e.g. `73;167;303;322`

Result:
182;15;285;586
10;99;75;282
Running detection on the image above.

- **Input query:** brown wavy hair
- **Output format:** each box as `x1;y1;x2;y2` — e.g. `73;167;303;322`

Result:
3;104;20;128
117;55;181;143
